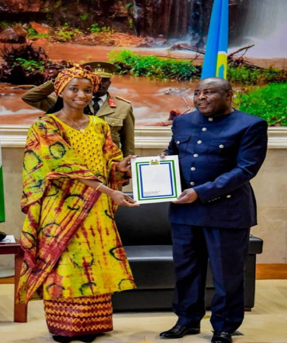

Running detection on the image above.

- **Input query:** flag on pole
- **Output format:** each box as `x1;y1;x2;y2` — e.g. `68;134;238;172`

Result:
201;0;229;79
0;141;5;222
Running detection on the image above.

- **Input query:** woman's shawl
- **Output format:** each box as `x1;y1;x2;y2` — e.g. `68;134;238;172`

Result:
17;115;124;304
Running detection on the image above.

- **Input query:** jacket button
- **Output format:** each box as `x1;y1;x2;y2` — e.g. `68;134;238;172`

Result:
226;195;231;198
208;117;213;122
197;140;202;144
193;154;198;157
202;127;207;131
176;141;180;145
191;167;196;171
219;144;224;149
190;182;195;186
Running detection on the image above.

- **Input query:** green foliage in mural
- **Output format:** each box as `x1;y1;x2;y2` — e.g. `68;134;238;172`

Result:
27;28;49;39
0;44;72;85
55;30;73;41
14;58;46;72
54;23;83;41
0;21;9;30
109;50;199;81
109;50;286;84
80;13;89;21
234;83;287;126
88;23;113;34
128;18;133;29
54;0;62;9
125;3;133;10
0;44;49;84
228;66;287;85
89;23;101;33
101;27;113;32
228;67;260;85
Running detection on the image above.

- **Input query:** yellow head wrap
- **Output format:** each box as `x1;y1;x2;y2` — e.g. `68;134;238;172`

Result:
54;64;101;95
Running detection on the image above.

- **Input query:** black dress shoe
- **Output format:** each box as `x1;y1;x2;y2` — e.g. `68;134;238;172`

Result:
52;336;72;343
211;332;232;343
52;334;97;343
79;334;98;342
160;324;200;339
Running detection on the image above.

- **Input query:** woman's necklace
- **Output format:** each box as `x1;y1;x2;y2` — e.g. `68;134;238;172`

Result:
61;111;88;133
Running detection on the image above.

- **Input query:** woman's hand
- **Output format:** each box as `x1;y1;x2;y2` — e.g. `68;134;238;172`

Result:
116;155;137;173
110;190;139;207
80;179;139;206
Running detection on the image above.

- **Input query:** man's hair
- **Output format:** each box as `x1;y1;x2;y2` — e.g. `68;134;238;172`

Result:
200;77;232;91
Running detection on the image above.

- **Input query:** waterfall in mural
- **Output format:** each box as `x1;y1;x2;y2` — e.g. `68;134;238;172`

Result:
133;0;195;38
237;0;287;57
152;0;286;58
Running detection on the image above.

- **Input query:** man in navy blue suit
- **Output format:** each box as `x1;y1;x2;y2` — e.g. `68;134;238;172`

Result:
159;77;268;343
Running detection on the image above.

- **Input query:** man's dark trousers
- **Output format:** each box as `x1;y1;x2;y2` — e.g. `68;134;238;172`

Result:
171;223;250;333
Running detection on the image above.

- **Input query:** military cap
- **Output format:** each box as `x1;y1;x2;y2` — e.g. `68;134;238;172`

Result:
83;61;118;78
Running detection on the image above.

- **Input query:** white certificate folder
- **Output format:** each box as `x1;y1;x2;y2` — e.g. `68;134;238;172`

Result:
131;155;182;204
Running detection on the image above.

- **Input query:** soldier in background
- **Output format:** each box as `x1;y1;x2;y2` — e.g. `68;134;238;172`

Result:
21;62;135;157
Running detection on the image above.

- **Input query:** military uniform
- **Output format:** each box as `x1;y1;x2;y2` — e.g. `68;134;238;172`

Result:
21;64;135;157
165;109;268;333
87;93;134;157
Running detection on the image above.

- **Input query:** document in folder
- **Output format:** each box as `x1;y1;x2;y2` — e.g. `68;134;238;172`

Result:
131;155;182;204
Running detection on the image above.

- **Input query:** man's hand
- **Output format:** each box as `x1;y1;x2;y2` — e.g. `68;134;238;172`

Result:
159;152;168;158
172;188;198;204
116;155;137;173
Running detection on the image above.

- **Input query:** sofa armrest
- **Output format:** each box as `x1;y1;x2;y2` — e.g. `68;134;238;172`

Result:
249;235;263;254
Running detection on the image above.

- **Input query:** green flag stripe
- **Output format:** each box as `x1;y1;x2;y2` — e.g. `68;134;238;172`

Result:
0;164;5;223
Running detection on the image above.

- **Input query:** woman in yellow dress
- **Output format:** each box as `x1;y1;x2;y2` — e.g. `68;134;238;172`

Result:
17;65;138;343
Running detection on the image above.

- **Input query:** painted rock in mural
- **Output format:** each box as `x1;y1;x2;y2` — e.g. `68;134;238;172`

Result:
0;26;26;43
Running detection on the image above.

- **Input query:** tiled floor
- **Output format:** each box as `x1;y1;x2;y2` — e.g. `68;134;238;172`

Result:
1;280;287;343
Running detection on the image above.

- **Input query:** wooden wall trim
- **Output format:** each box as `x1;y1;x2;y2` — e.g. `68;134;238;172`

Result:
256;264;287;280
1;264;287;285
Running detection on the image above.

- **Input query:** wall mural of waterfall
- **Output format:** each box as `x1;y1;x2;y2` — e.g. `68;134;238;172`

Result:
0;0;286;126
234;0;287;57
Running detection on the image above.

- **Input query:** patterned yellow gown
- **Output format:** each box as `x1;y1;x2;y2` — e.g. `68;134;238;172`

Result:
17;114;135;338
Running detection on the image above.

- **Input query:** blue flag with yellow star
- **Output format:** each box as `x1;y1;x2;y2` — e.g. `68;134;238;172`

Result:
201;0;229;79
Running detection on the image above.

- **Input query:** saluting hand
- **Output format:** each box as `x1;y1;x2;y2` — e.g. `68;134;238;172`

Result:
172;188;198;204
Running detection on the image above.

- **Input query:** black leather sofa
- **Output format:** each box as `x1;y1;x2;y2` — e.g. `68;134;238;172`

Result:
112;198;263;312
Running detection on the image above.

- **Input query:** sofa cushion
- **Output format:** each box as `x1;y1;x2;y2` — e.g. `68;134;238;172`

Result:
125;245;172;261
116;194;264;252
125;245;175;289
114;195;263;311
113;289;174;311
115;202;172;245
125;238;262;290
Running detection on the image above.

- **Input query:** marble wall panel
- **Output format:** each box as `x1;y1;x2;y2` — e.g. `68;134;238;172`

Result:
0;146;287;268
